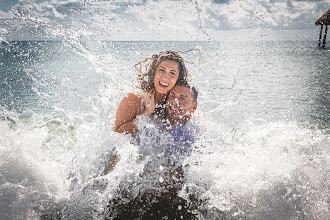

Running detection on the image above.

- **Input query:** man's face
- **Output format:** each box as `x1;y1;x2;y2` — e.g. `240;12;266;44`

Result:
166;85;197;122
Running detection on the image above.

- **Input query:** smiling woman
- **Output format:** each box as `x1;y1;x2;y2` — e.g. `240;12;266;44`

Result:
153;60;179;94
113;50;189;135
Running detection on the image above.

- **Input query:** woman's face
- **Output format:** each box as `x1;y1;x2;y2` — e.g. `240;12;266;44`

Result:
153;60;180;94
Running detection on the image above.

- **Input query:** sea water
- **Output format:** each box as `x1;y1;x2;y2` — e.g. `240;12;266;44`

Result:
1;39;329;219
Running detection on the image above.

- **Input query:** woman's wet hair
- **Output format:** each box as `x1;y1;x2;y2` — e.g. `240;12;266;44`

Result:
136;50;189;91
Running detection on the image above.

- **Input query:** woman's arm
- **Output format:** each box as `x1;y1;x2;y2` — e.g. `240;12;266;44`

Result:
114;91;155;135
103;153;119;175
113;93;141;135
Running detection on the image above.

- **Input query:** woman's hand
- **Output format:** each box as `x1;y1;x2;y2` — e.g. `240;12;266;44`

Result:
142;89;156;116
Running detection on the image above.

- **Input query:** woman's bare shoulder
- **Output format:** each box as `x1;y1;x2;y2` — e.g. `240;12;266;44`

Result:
114;93;143;133
118;93;142;113
124;93;142;104
125;92;141;99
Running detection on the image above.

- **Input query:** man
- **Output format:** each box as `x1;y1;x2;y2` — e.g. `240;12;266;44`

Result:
166;82;198;129
164;82;199;156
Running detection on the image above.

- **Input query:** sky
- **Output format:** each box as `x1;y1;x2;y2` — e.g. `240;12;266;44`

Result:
0;0;329;41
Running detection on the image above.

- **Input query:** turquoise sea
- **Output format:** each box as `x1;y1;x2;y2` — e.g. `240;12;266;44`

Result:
0;40;329;219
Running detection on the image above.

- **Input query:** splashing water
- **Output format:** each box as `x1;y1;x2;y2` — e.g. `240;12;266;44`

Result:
1;1;330;219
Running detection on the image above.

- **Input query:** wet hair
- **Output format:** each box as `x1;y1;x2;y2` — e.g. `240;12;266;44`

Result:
191;87;198;102
175;80;198;102
136;50;189;91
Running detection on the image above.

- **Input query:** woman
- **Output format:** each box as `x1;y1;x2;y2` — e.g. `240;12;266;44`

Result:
113;50;189;135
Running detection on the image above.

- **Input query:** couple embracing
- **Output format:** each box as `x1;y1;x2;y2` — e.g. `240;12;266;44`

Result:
105;50;199;173
113;50;198;137
105;51;201;219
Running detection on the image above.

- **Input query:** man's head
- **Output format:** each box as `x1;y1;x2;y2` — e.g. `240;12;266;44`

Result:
166;82;198;126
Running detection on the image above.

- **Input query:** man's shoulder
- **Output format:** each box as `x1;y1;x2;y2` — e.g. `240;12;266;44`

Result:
165;120;200;155
171;120;200;135
170;120;200;144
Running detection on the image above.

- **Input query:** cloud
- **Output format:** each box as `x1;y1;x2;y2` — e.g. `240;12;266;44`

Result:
294;0;323;1
0;0;18;12
198;0;328;30
0;0;328;41
213;0;230;4
124;1;200;38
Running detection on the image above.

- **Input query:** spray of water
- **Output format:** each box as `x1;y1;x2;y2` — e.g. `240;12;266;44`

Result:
1;1;330;219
